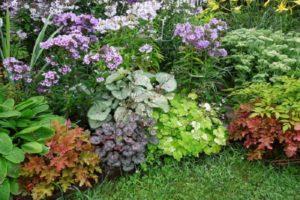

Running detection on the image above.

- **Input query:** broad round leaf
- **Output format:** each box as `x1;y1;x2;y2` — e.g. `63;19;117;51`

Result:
4;147;25;164
0;133;13;155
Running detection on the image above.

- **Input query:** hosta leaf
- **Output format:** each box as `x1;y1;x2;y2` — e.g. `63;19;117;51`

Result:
9;179;20;195
0;120;15;129
0;111;21;118
6;162;20;178
31;105;49;116
0;99;14;111
0;157;7;184
4;147;25;164
15;126;54;142
21;142;44;154
0;179;10;200
0;133;13;155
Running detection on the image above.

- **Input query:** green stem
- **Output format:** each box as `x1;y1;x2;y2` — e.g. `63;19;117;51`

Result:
4;8;10;58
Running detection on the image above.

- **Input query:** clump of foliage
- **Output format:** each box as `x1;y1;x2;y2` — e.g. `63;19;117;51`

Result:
230;77;300;131
0;96;61;200
149;94;227;161
90;113;157;171
229;104;300;160
228;77;300;160
87;69;177;129
20;121;101;200
222;28;300;85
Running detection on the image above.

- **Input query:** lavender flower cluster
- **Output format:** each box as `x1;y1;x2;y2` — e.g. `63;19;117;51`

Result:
127;0;162;21
38;71;60;93
174;18;228;57
83;45;123;70
40;33;91;59
53;12;99;37
3;57;32;83
1;0;20;16
96;16;138;34
24;0;78;21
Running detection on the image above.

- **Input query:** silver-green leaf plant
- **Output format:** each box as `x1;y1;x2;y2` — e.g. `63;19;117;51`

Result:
87;69;177;129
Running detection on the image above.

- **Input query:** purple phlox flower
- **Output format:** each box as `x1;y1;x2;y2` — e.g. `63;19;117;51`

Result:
58;65;72;75
53;13;99;35
38;70;60;93
139;44;153;53
100;45;123;70
40;33;91;59
96;77;105;83
3;57;32;83
45;56;59;66
174;18;228;57
83;53;100;65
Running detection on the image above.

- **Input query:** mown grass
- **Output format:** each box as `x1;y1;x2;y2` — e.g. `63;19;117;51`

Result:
63;146;300;200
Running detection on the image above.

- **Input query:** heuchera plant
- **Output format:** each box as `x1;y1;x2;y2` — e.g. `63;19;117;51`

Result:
20;121;101;200
229;104;300;160
90;113;157;171
150;94;227;161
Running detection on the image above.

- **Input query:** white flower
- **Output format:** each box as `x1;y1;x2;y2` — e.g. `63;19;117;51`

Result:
104;4;117;17
127;1;162;21
16;30;27;40
0;18;3;28
203;103;212;112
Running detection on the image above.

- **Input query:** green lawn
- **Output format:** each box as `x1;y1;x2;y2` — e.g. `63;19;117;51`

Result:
66;147;300;200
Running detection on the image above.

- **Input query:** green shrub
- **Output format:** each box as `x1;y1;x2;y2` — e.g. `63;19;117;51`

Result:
222;28;300;86
149;94;227;161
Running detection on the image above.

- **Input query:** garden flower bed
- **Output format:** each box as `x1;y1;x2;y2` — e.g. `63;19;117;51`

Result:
0;1;299;200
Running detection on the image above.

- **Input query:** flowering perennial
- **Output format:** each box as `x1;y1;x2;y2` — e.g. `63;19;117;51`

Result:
53;13;99;36
126;0;162;21
96;16;138;34
40;33;91;59
174;18;228;57
38;71;60;93
84;45;123;70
